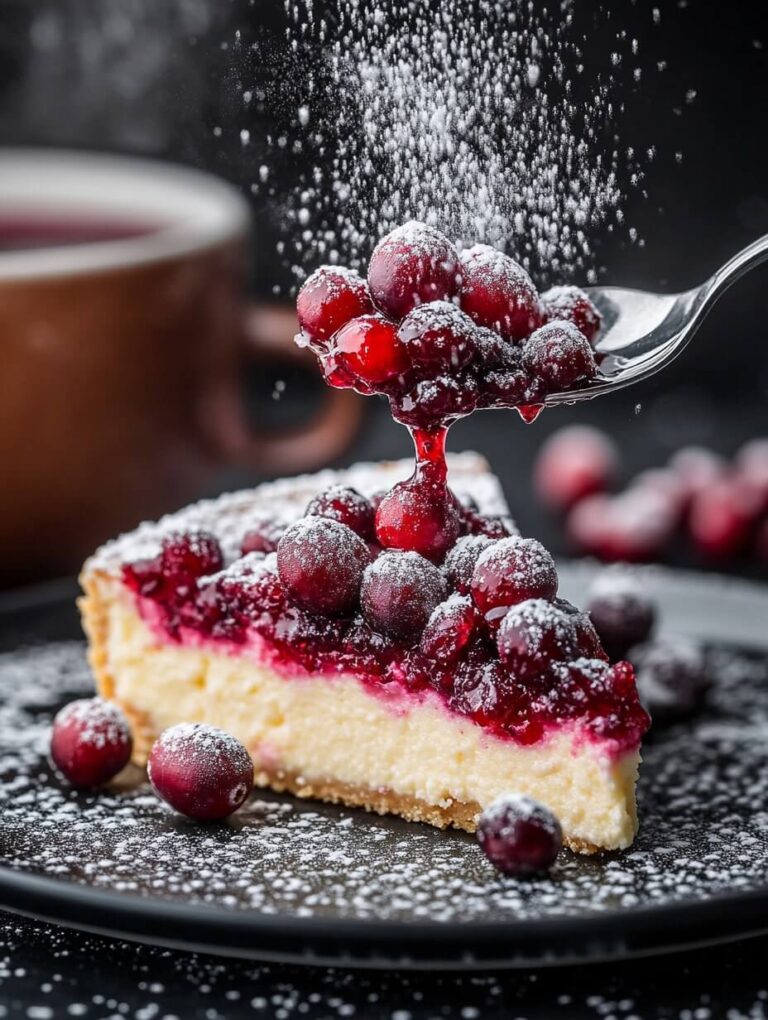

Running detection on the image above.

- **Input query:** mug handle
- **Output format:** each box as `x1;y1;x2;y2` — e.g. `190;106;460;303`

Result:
215;303;363;476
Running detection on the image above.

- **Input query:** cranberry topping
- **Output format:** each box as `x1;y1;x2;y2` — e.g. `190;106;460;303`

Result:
419;594;477;666
396;301;478;373
329;314;408;388
587;569;656;662
296;265;373;342
375;474;461;563
459;244;543;342
241;520;284;555
629;638;709;724
367;221;461;319
477;794;562;876
444;534;495;594
306;485;376;541
522;320;597;392
471;537;558;628
688;476;760;560
361;550;447;640
480;367;533;408
392;373;479;428
461;509;518;539
50;698;132;789
541;285;602;344
160;530;224;580
555;598;607;660
497;599;577;680
148;723;254;822
534;425;618;512
277;516;369;615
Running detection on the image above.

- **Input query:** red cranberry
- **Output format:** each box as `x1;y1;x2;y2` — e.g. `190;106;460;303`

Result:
419;594;477;665
541;285;602;344
148;723;254;822
688;476;760;560
461;510;519;540
475;327;522;370
444;534;495;593
533;425;618;512
587;569;656;661
629;469;687;523
361;550;448;639
241;521;284;555
554;597;607;660
161;530;224;580
391;373;479;428
479;367;533;408
668;447;726;509
329;314;408;387
477;794;562;876
375;476;461;563
396;301;478;372
50;698;133;788
471;537;558;628
459;245;543;342
522;320;597;392
736;438;768;513
276;516;369;615
566;490;676;563
629;638;709;724
497;599;577;679
306;485;375;541
297;266;373;342
367;221;461;319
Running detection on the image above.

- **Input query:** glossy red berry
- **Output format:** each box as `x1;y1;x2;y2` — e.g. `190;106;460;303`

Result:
375;476;461;563
522;320;597;392
587;569;656;661
461;510;518;540
736;438;768;513
391;374;479;428
668;447;726;509
496;599;577;679
533;426;618;512
329;314;408;387
367;221;461;319
241;521;284;555
306;485;376;541
161;530;224;581
148;723;254;822
471;537;558;627
444;534;495;593
277;516;369;615
566;490;676;563
51;698;133;788
477;794;562;876
419;594;477;665
396;300;478;372
480;367;532;408
541;285;602;344
459;245;543;342
297;266;373;342
688;476;760;560
361;550;448;639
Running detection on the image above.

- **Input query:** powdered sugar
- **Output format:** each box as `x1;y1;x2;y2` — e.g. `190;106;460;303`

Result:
52;698;130;751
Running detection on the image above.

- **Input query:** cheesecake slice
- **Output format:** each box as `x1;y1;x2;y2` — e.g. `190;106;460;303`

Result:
80;453;648;853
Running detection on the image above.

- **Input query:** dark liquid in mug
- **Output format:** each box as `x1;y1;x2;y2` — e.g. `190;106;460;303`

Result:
0;214;160;252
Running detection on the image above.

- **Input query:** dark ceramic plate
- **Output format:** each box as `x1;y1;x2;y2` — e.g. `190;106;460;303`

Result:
0;567;767;970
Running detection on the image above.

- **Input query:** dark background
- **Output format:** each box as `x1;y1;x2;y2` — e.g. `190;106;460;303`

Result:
0;0;765;568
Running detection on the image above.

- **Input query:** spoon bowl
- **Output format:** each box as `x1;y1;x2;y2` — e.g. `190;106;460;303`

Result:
544;233;768;406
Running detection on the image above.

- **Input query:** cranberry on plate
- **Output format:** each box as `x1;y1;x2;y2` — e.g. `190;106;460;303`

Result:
148;722;254;821
51;697;133;788
587;568;656;662
477;794;563;876
628;638;709;724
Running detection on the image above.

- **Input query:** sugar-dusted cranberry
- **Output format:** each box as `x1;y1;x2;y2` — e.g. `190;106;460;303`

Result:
541;285;602;344
329;314;408;387
160;530;224;581
629;638;709;724
306;485;375;541
277;516;369;615
497;599;577;680
475;327;522;370
367;221;461;320
566;489;676;563
688;476;760;560
471;537;558;628
391;373;479;428
148;723;254;822
361;550;447;639
241;520;284;556
522;320;597;392
533;425;618;512
444;534;495;593
419;594;477;665
375;476;461;563
479;366;533;409
50;698;133;788
736;438;768;512
477;794;562;876
459;245;543;342
461;510;519;540
396;300;478;373
297;266;373;342
587;568;656;661
668;446;726;509
554;597;607;660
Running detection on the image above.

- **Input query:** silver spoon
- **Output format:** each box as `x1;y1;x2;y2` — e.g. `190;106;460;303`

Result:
545;233;768;406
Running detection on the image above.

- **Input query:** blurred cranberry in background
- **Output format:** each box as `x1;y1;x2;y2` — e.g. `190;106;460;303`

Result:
689;476;761;560
534;426;618;512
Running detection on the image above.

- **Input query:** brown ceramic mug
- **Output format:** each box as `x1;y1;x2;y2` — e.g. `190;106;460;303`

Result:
0;149;361;587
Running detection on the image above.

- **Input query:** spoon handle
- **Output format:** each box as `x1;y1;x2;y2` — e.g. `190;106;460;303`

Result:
708;232;768;295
